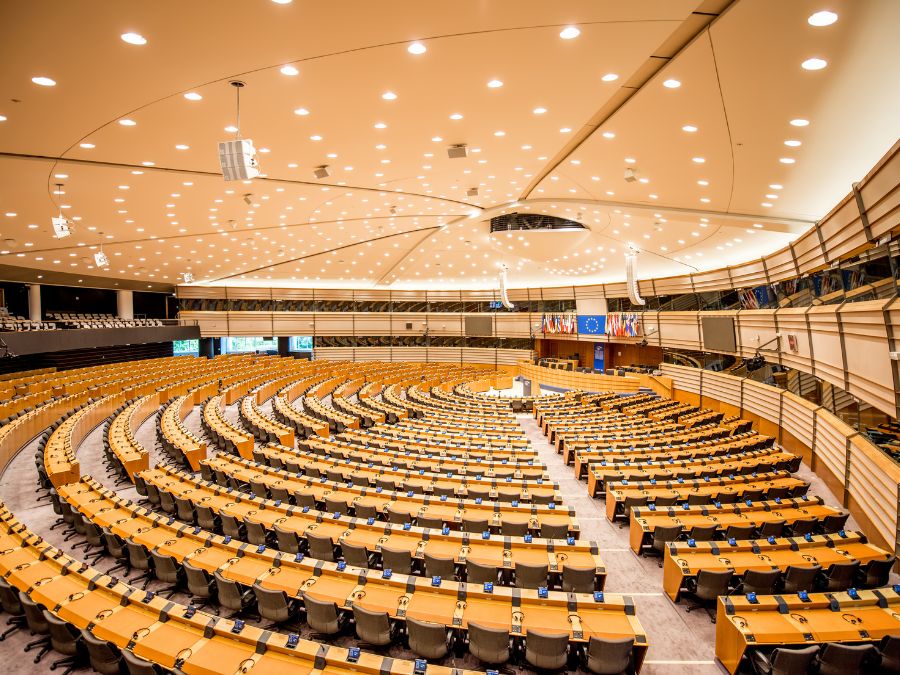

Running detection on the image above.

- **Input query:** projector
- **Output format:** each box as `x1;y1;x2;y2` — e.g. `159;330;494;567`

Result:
624;167;638;183
52;216;71;238
447;144;468;159
94;251;109;268
218;138;260;181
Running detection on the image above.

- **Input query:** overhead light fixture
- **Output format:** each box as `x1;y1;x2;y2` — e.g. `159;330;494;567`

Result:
601;73;618;82
280;65;299;76
293;107;309;116
790;118;810;127
121;32;147;45
184;92;203;101
808;10;838;26
218;81;260;181
182;272;194;283
487;79;503;88
313;165;331;179
407;41;426;55
682;124;698;132
624;167;638;183
801;57;828;70
467;187;478;196
118;118;136;126
381;91;397;100
32;76;56;87
662;79;681;88
447;144;468;159
94;250;109;268
559;26;580;40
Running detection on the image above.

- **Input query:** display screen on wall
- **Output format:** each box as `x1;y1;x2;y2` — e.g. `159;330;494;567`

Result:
701;316;737;353
464;316;493;336
289;336;313;351
173;339;199;355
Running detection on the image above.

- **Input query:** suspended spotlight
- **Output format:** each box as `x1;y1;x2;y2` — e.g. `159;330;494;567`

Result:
498;264;515;309
313;165;330;179
242;193;253;205
447;144;468;159
218;81;260;181
625;248;646;305
624;167;638;183
182;272;194;283
94;250;109;268
51;182;71;238
467;187;478;197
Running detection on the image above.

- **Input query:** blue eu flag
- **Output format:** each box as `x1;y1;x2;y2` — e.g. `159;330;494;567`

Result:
577;315;606;335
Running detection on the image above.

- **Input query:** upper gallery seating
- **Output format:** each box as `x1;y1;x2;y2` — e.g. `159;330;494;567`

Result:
46;312;165;328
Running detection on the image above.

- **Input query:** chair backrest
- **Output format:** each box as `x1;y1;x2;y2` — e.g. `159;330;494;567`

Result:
303;595;343;634
20;592;49;634
307;531;335;561
822;512;850;534
467;621;510;664
341;541;370;568
43;610;80;654
824;560;860;591
213;571;248;610
757;519;786;538
562;565;596;593
462;516;490;534
694;569;734;600
407;617;449;660
790;518;818;536
424;552;456;579
292;490;316;509
502;519;529;536
863;556;896;588
816;642;878;675
525;630;569;671
782;565;822;593
125;540;151;569
244;519;268;546
688;525;718;541
879;634;900;674
768;645;820;675
195;505;218;531
652;524;683;548
149;551;181;583
0;578;24;614
82;628;122;675
252;583;293;623
352;604;393;646
742;569;782;595
466;560;499;584
354;503;378;519
515;562;549;589
183;560;213;598
381;546;413;575
724;523;756;540
325;495;349;515
274;523;300;554
418;514;444;530
586;636;634;675
540;521;569;539
122;648;159;675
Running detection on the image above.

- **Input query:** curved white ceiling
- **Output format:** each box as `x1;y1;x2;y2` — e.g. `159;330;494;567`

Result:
0;0;897;290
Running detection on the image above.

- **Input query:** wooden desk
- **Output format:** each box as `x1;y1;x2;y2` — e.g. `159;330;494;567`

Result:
0;503;481;675
605;472;807;522
629;499;844;554
715;588;900;674
140;468;600;582
663;531;891;601
60;481;645;656
205;453;579;536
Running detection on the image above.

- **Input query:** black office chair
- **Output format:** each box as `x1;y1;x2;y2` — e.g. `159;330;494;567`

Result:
684;569;734;622
738;569;781;596
815;642;878;675
749;645;819;675
43;610;88;675
877;634;900;674
820;560;860;592
524;630;570;671
781;565;821;593
584;636;634;675
857;556;896;588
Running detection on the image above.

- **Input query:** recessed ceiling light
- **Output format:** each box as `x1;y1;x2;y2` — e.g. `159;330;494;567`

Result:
784;139;802;147
559;127;572;133
602;131;615;139
407;42;426;55
120;32;147;45
381;91;397;100
224;125;238;133
54;173;68;178
753;223;764;228
808;10;838;26
141;161;154;166
432;136;443;141
32;76;56;87
532;107;547;115
183;92;203;101
0;115;6;122
790;118;810;127
310;135;322;141
601;73;619;82
280;65;299;76
663;78;681;88
779;157;796;164
487;79;503;88
175;144;190;150
682;124;698;132
624;157;636;164
559;26;581;40
801;57;828;71
293;107;309;116
449;113;463;120
118;118;136;126
374;122;387;129
271;0;292;4
692;157;706;163
79;142;95;149
697;179;709;186
769;183;783;190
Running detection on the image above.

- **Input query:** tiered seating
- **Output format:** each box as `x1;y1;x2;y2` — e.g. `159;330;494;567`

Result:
46;312;164;328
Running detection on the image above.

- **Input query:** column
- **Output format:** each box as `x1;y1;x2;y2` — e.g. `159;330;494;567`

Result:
117;289;134;320
28;284;41;322
278;336;290;356
199;337;215;359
